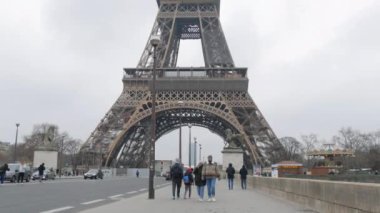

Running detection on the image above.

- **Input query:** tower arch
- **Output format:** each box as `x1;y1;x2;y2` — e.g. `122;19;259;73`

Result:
80;0;284;168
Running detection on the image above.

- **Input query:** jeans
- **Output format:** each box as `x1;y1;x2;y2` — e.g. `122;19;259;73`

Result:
0;174;4;184
172;180;182;198
17;172;25;183
241;178;247;190
184;184;192;198
206;178;216;198
196;185;205;199
228;178;234;190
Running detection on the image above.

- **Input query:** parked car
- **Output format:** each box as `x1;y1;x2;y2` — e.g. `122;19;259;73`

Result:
32;170;56;181
84;169;103;180
163;171;171;181
5;163;32;183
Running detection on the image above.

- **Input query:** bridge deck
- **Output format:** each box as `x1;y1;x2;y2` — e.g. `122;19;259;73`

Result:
80;179;315;213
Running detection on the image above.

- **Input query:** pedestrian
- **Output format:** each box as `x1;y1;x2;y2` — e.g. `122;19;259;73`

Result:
0;163;10;185
170;158;183;200
202;155;220;202
38;163;45;182
183;168;194;199
239;165;248;190
193;162;206;201
136;169;140;178
17;163;25;183
226;163;235;190
97;169;103;179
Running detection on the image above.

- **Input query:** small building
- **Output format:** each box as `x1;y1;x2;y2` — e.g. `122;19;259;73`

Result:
272;161;304;177
0;141;11;152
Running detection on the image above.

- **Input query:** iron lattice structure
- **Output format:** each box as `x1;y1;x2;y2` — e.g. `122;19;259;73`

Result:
81;0;284;168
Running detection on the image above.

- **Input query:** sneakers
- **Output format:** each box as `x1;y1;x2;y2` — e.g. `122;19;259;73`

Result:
198;198;203;202
207;197;216;202
172;197;175;200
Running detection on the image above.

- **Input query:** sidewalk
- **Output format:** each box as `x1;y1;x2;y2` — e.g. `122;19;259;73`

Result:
80;180;308;213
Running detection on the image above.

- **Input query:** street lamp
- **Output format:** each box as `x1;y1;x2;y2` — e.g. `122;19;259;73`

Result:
177;101;184;164
59;136;65;178
199;143;202;163
188;124;192;168
194;137;197;166
13;123;20;162
149;34;160;199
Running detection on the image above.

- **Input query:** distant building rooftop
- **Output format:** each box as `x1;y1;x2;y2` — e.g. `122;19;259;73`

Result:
0;141;11;152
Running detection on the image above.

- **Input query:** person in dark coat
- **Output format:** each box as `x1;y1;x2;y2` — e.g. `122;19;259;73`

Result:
226;163;236;190
170;159;183;200
239;165;248;190
183;168;194;199
0;163;10;184
38;163;45;182
193;162;206;201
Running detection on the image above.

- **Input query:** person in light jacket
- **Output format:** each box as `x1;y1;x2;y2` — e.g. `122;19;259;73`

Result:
202;155;220;202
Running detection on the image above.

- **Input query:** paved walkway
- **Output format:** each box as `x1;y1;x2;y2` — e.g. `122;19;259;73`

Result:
80;180;311;213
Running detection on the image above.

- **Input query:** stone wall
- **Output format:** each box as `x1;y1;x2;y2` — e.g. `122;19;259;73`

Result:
248;176;380;213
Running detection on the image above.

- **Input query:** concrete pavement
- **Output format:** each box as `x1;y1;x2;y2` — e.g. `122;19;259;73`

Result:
0;177;168;213
81;180;313;213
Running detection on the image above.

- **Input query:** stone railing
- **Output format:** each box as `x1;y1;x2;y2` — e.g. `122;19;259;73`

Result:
248;176;380;213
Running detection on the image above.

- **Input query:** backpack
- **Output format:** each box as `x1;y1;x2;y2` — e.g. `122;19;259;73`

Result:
183;175;190;184
172;164;182;179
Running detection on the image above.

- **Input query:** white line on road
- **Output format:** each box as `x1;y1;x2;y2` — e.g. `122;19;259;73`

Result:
80;199;105;205
109;194;124;199
126;190;138;194
139;188;147;191
40;206;74;213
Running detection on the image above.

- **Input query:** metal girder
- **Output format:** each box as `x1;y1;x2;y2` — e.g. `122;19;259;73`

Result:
80;0;283;169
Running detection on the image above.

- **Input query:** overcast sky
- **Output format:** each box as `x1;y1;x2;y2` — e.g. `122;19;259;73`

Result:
1;0;379;163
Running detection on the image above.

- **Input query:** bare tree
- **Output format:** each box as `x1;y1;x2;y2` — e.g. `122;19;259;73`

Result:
19;123;82;168
301;134;319;168
332;127;380;170
333;127;367;151
279;137;304;162
367;130;380;171
63;139;82;172
0;151;10;164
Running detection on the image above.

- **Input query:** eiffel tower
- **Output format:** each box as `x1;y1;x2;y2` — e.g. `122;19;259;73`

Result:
81;0;284;168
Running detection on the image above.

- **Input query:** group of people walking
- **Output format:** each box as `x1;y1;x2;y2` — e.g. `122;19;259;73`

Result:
170;155;248;202
225;163;248;190
0;162;46;185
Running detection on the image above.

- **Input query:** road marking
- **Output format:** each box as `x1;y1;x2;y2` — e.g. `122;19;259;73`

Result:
126;190;138;194
109;194;124;199
139;188;147;191
81;199;105;205
40;206;74;213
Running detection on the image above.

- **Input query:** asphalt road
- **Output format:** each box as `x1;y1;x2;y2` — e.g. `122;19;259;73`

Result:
0;176;170;213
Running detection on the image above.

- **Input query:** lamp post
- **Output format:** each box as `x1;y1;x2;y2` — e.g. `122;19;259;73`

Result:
177;101;184;164
59;136;65;178
149;35;160;199
194;137;197;166
14;123;20;162
188;124;192;168
199;143;202;163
